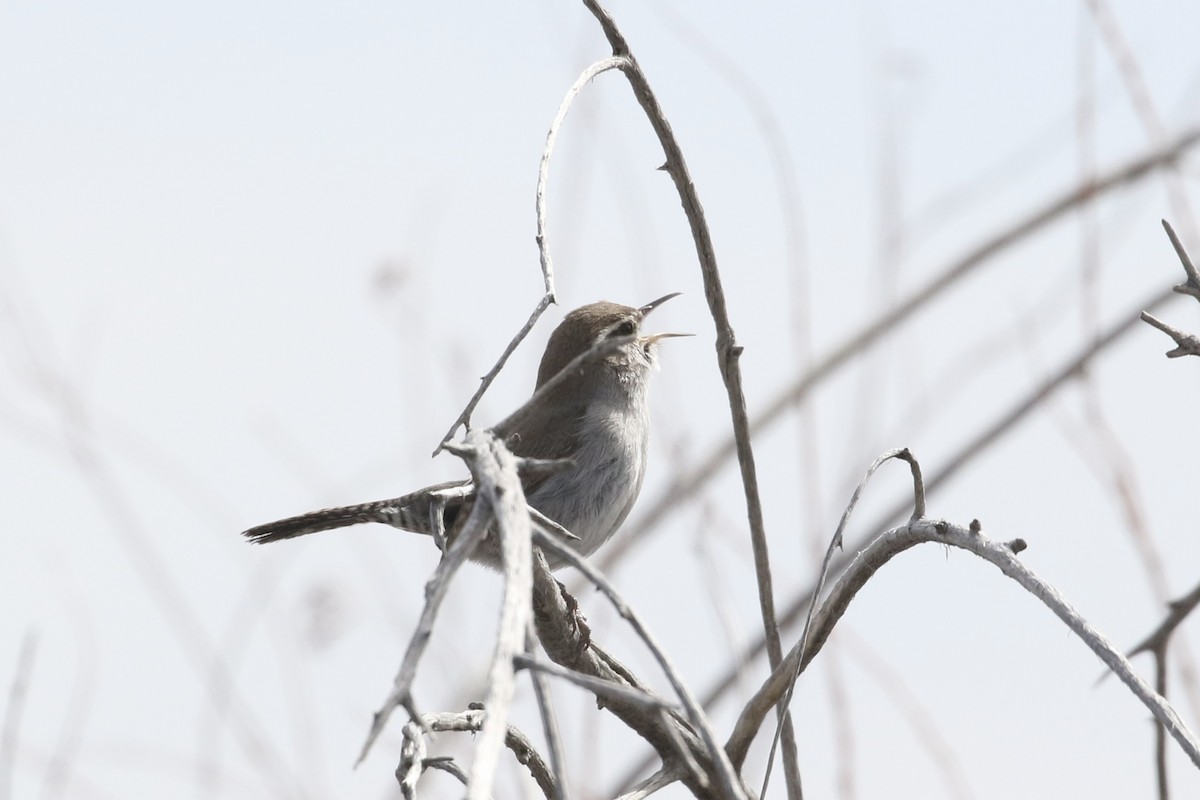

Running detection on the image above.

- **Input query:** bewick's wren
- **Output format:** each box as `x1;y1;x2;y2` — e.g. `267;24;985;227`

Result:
242;294;684;569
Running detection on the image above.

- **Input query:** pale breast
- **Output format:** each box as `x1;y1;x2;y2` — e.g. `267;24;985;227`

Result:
526;397;650;564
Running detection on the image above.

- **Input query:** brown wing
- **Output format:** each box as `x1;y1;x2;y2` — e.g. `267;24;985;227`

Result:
491;392;583;496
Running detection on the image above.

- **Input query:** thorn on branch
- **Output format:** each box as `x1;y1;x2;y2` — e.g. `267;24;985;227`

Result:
1140;311;1200;358
1144;221;1200;357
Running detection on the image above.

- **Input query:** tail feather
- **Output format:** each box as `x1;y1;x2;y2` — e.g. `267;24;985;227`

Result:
242;481;472;545
242;500;404;544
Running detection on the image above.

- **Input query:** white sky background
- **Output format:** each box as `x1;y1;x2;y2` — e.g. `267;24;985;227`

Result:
4;1;1200;798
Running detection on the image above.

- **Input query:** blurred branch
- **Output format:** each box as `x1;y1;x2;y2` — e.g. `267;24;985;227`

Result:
1;632;37;800
593;124;1200;578
839;631;977;800
1127;581;1200;800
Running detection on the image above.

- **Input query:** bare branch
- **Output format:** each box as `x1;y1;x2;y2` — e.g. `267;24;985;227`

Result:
397;710;559;800
532;529;747;799
1140;312;1200;357
617;767;681;800
514;652;676;710
464;432;534;800
356;480;494;764
1141;220;1200;358
725;520;1200;771
535;55;629;293
1161;219;1200;299
579;0;799;793
1;631;37;800
433;294;556;455
430;54;634;454
528;546;736;799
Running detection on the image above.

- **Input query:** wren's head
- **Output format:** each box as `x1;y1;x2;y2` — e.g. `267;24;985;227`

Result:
535;293;685;391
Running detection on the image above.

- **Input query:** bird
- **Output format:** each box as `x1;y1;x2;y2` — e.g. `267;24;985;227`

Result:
241;294;685;570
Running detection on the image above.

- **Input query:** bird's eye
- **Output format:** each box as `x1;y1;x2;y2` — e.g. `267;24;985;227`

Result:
609;320;636;338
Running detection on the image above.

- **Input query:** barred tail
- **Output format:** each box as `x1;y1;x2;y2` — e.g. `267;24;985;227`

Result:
242;482;471;545
241;501;403;544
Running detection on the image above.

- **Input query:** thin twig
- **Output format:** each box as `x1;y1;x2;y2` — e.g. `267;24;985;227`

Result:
1141;312;1200;358
514;652;677;710
423;757;470;786
579;0;799;793
397;710;559;800
524;628;567;800
490;331;637;435
430;54;633;455
528;548;729;799
1161;219;1200;299
356;489;494;764
433;294;556;455
758;449;922;798
1127;580;1200;800
535;55;629;295
1142;220;1200;356
616;767;680;800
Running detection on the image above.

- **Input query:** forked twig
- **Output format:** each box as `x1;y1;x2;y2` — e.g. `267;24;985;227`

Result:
1142;220;1200;358
397;710;559;800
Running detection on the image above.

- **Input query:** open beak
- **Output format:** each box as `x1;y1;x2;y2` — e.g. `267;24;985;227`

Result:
642;332;693;345
638;292;682;318
636;294;691;350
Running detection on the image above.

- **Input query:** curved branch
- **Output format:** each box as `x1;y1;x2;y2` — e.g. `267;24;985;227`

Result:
724;520;1200;772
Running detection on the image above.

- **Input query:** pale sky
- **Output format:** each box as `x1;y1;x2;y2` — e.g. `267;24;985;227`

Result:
5;1;1200;798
